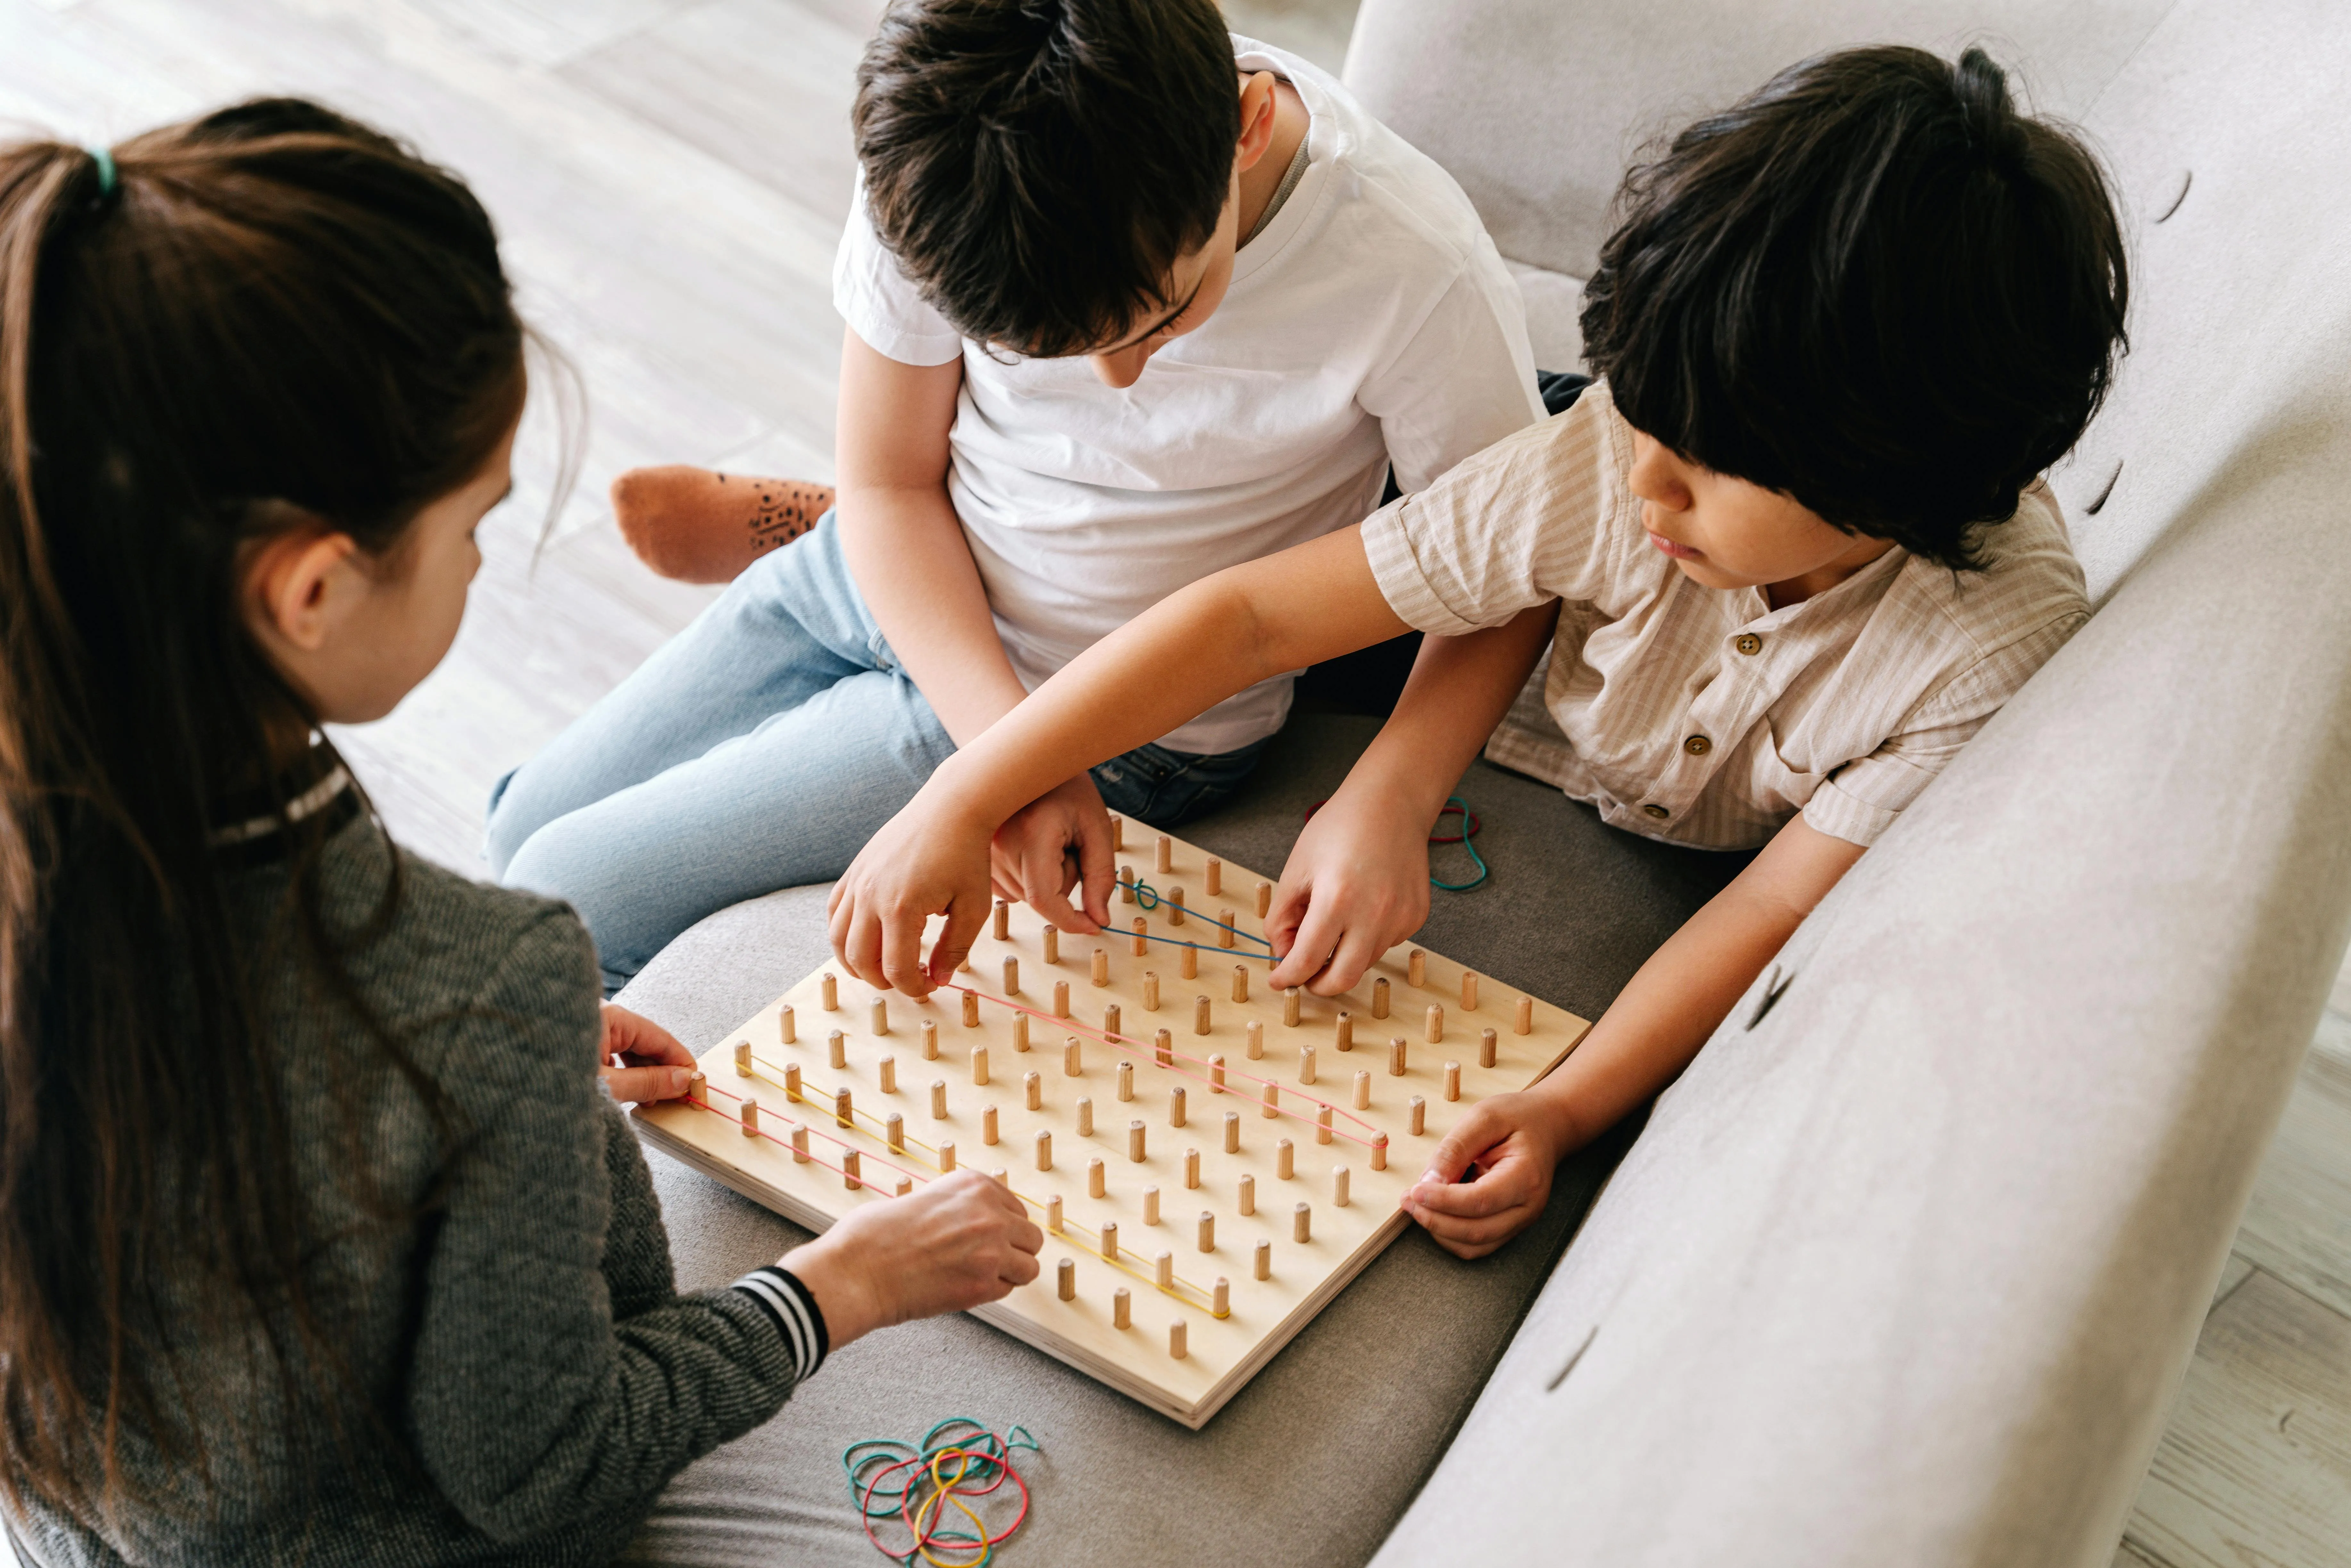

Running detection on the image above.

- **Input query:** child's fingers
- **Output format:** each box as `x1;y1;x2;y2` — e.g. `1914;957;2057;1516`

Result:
923;895;986;989
1074;809;1116;929
600;1003;694;1068
1419;1101;1512;1187
1267;889;1340;991
600;1062;694;1106
1408;1200;1538;1259
832;900;885;987
1312;921;1393;997
1408;1150;1546;1219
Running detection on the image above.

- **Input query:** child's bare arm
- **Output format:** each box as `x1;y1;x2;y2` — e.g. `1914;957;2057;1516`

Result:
1406;815;1866;1257
828;525;1411;993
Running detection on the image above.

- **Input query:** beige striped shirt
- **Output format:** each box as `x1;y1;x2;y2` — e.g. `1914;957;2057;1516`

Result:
1361;381;2090;849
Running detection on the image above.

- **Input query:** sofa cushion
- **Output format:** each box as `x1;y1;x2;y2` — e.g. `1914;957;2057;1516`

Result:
616;713;1752;1565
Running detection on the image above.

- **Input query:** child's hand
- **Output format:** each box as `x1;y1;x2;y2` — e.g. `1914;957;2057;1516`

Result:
1265;779;1434;995
1401;1089;1576;1259
783;1170;1044;1349
597;1003;698;1104
988;773;1116;936
829;787;996;995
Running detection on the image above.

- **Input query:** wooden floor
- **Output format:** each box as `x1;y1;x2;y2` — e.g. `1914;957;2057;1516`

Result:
2;2;2346;1563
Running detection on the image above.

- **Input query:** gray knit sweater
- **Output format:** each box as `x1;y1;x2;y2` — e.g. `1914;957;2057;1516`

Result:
11;809;804;1565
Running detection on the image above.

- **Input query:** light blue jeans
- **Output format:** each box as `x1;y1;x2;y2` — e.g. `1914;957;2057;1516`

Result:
486;514;1266;992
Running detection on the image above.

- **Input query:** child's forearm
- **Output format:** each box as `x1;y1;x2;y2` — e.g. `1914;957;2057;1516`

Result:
923;526;1410;829
1341;602;1561;827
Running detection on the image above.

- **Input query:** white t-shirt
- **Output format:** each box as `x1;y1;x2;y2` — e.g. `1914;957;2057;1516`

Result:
832;36;1543;753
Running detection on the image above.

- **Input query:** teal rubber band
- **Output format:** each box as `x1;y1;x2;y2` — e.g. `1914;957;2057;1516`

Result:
1428;796;1489;892
1128;879;1275;955
86;147;116;196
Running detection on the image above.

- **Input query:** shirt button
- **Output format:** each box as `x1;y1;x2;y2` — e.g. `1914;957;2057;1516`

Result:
1735;633;1763;656
1642;804;1670;820
1684;735;1711;756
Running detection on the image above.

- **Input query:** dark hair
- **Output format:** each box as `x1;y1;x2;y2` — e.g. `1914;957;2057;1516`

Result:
0;99;525;1515
853;0;1241;357
1579;46;2128;570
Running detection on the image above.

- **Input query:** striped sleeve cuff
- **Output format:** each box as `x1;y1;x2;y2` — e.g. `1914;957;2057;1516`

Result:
730;1265;830;1382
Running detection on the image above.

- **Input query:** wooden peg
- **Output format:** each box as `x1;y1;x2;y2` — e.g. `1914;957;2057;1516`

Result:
992;899;1009;941
930;1080;947;1119
1104;1003;1122;1040
1042;925;1059;965
1128;1120;1147;1162
1333;1166;1351;1207
885;1111;904;1152
1168;886;1186;926
687;1070;706;1102
1089;1156;1106;1197
1205;858;1222;896
1256;880;1272;917
1409;949;1427;988
1113;1284;1131;1328
779;1005;796;1044
1077;1096;1093;1136
1170;1320;1187;1360
1284;987;1301;1027
740;1097;760;1136
894;1176;913;1197
1224;1110;1240;1153
962;991;981;1027
1180;944;1197;979
1254;1239;1271;1279
1232;965;1249;1004
1239;1173;1256;1215
1246;1020;1264;1060
1480;1027;1498;1069
834;1087;852;1129
842;1150;862;1191
733;1040;752;1076
1214;1276;1230;1316
1193;995;1211;1036
821;973;839;1011
784;1062;802;1102
922;1020;939;1060
982;1105;998;1145
1155;834;1173;874
992;1168;1009;1188
1197;1211;1215;1252
870;997;889;1036
1515;994;1534;1035
1294;1203;1312;1243
1057;1256;1075;1300
1426;1003;1444;1044
1389;1037;1408;1077
1155;1249;1174;1287
879;1056;897;1094
1298;1044;1317;1085
1110;814;1124;851
1220;911;1237;950
1052;980;1069;1019
1142;972;1160;1011
1118;1060;1134;1101
1316;1105;1333;1145
1372;978;1390;1019
1025;1070;1042;1111
1461;972;1479;1011
829;1030;847;1070
1092;948;1110;986
1277;1138;1295;1180
971;1044;989;1086
1130;917;1148;956
1102;1222;1120;1262
1143;1187;1161;1226
1011;1013;1029;1052
791;1122;810;1163
1064;1037;1083;1077
939;1139;955;1172
1002;955;1020;997
1035;1129;1052;1171
1260;1078;1280;1120
1372;1133;1389;1171
1119;865;1136;904
1409;1095;1426;1136
1445;1061;1462;1102
1183;1147;1200;1189
1208;1053;1226;1093
1154;1028;1174;1068
1169;1085;1187;1127
1353;1069;1371;1110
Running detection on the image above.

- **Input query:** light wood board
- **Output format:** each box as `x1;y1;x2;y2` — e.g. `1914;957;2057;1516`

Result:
636;827;1590;1426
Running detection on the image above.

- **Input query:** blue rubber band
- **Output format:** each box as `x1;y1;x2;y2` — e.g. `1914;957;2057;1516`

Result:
86;147;116;197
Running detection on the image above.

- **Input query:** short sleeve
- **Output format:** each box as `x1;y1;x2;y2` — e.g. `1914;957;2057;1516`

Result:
833;176;966;367
1354;237;1544;493
1802;608;2090;846
1361;385;1626;637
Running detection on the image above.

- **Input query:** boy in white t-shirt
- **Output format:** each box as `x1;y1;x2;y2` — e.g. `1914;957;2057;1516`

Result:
483;0;1544;991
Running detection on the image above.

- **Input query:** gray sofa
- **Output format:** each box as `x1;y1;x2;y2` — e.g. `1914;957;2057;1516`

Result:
618;2;2351;1563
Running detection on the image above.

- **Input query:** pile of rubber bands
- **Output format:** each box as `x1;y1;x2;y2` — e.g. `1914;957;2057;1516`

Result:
1302;793;1490;891
847;1420;1043;1565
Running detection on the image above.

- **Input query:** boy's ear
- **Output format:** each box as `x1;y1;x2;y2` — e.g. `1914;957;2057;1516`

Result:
1235;69;1280;171
242;510;360;655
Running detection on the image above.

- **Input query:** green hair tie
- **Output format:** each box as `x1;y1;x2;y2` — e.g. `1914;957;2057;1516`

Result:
87;146;116;197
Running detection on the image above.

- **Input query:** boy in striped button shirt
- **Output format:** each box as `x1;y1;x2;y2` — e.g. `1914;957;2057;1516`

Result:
825;46;2126;1257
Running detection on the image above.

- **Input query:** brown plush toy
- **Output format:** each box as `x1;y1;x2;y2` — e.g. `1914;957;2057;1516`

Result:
610;466;835;584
